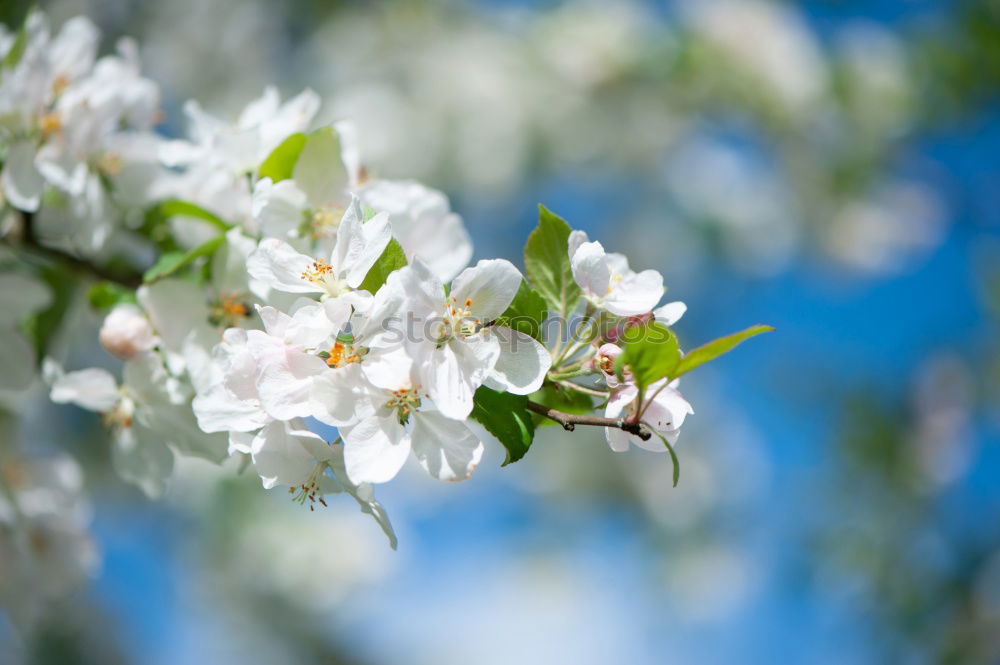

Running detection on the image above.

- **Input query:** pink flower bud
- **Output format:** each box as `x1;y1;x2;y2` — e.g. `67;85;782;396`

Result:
99;304;156;360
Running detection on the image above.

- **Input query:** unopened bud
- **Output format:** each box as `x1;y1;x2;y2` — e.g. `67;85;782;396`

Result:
99;304;156;360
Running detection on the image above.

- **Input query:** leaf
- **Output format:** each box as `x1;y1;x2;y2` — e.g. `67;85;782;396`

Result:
470;387;536;466
2;15;27;69
494;280;547;341
674;324;774;378
257;132;307;183
358;239;407;293
155;200;231;231
143;235;226;283
647;428;681;487
87;282;137;310
22;264;75;366
292;126;349;204
618;323;681;390
524;205;581;318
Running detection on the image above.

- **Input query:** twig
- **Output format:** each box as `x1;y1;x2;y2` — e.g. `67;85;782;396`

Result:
14;212;143;288
526;400;652;441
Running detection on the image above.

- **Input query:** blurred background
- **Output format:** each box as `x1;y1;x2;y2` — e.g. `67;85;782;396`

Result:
1;0;999;663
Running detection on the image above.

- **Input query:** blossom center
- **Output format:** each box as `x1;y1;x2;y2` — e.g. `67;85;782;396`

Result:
438;295;482;343
289;462;329;511
101;395;135;429
209;293;252;327
39;112;62;138
300;259;348;296
384;388;422;425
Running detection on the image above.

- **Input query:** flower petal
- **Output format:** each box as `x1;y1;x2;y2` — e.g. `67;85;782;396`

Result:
246;238;320;294
342;415;411;485
604;269;664;317
50;368;120;412
450;259;522;323
410;411;483;482
483;327;551;395
653;301;687;326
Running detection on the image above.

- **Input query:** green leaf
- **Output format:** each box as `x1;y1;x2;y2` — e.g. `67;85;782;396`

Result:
618;323;681;390
358;239;407;293
143;235;226;283
648;428;681;487
87;282;136;310
2;16;28;69
673;325;774;378
155;200;231;231
524;205;581;318
22;264;75;366
470;387;536;466
292;126;349;204
494;280;547;341
257;132;307;183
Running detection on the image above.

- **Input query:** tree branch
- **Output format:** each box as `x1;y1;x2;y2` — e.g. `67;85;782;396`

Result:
526;400;652;441
14;212;143;288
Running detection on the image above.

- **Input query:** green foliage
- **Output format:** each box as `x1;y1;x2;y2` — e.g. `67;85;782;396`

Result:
154;200;231;231
87;282;136;310
257;132;307;182
22;264;75;365
673;324;774;378
1;15;27;69
617;323;681;390
470;387;536;466
494;280;547;341
358;239;407;293
143;234;226;283
524;205;581;318
648;429;681;488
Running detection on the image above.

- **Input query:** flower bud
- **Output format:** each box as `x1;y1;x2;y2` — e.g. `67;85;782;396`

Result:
99;304;156;360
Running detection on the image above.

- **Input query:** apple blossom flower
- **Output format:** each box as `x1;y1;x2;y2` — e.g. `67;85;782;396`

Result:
390;258;551;420
568;229;664;316
604;379;693;452
247;196;390;300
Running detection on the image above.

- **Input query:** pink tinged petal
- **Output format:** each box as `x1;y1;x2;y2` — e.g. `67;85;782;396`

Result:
450;259;523;322
343;415;411;485
570;240;612;299
1;141;44;212
250;421;321;489
410;411;484;482
246;238;320;294
653;301;687;326
483;327;551;395
603;269;665;317
603;385;642;452
311;364;372;427
333;197;392;288
50;368;120;412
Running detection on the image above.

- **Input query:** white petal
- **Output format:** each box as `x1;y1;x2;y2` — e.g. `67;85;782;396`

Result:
51;368;119;412
450;259;523;322
0;273;51;326
483;327;551;395
291;124;348;208
604;269;664;317
136;279;209;355
311;364;371;427
1;142;44;211
252;177;308;239
192;384;269;433
228;430;256;455
246;238;320;294
570;240;612;299
567;229;590;259
333;197;392;288
250;421;319;489
423;335;500;420
653;301;687;326
342;415;411;485
248;330;327;420
410;411;484;481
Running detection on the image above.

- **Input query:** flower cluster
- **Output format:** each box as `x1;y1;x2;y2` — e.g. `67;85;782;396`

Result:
1;12;770;549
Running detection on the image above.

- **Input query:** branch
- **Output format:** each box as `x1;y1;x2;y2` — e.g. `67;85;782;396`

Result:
15;212;143;288
526;400;652;441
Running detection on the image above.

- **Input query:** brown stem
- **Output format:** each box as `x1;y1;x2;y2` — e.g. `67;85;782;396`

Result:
14;212;143;288
526;400;652;441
